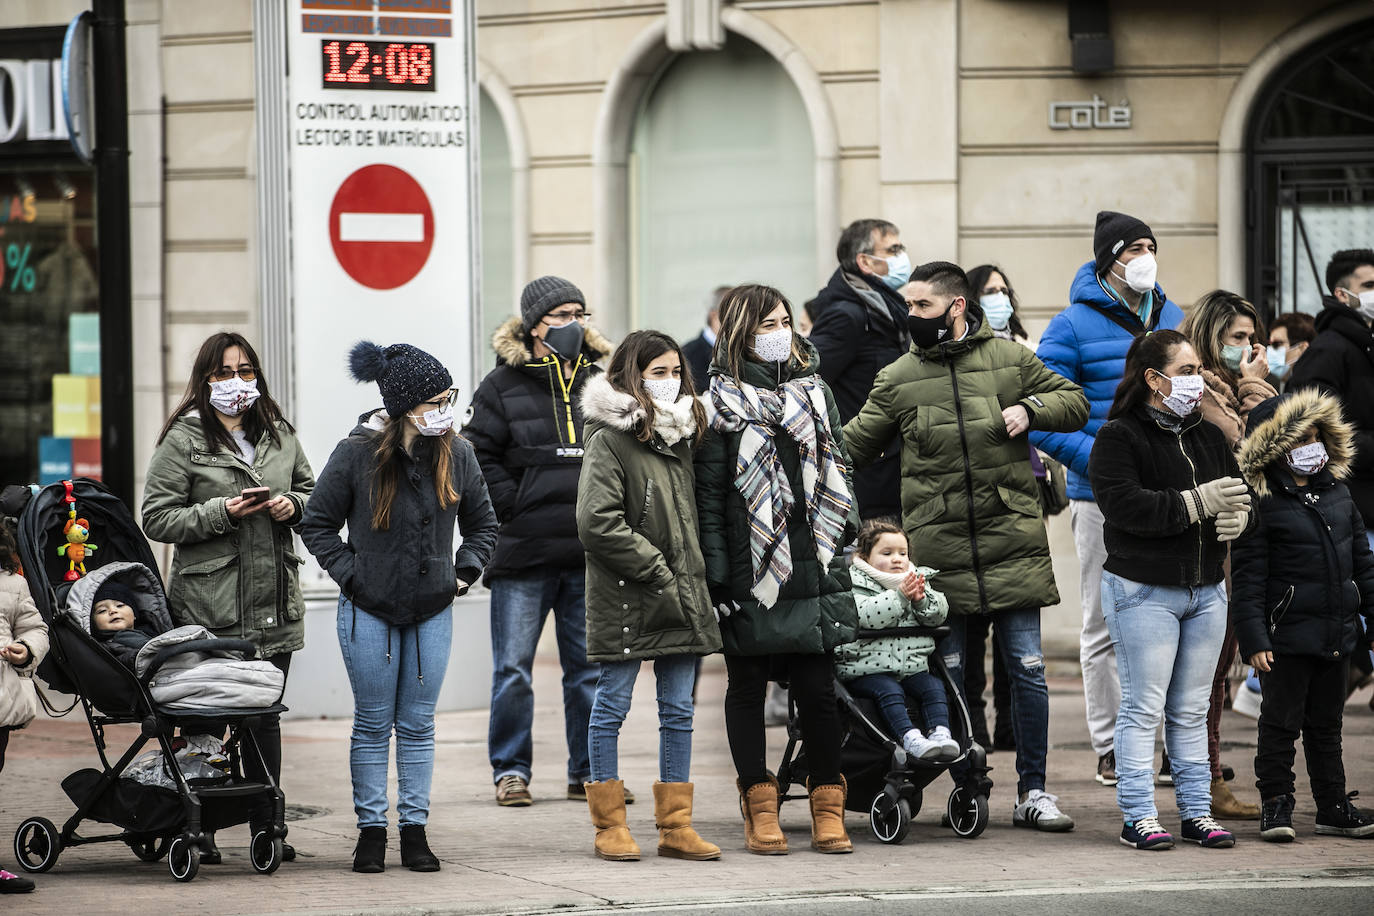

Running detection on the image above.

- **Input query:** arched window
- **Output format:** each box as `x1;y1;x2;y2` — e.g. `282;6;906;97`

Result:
629;35;815;342
1248;19;1374;318
479;88;514;371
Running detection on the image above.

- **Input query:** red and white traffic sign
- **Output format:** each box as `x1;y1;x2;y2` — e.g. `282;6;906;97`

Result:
328;163;435;290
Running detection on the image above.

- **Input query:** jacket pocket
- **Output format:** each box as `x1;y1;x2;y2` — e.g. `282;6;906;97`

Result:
170;554;240;630
907;492;947;528
633;577;689;636
282;549;306;621
996;484;1042;518
1268;585;1295;634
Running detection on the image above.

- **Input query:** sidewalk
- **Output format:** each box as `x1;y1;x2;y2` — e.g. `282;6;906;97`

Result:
5;657;1374;915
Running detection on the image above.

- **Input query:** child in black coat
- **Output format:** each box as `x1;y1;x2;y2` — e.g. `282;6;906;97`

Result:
1233;389;1374;841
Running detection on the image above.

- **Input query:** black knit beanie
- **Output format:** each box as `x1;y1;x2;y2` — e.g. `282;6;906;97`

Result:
92;580;137;614
348;341;453;418
1093;210;1157;277
520;276;585;334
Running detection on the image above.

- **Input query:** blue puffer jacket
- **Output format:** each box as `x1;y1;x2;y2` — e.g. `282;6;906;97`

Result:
1030;261;1184;501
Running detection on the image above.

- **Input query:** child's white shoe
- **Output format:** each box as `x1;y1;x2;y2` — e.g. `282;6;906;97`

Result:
902;728;942;760
930;725;961;760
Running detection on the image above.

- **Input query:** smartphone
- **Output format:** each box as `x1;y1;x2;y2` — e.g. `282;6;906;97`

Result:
240;486;270;504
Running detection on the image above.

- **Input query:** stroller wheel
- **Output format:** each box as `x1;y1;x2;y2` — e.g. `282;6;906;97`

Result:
868;792;911;844
250;830;283;875
13;817;61;873
168;836;200;882
127;836;170;862
946;786;989;839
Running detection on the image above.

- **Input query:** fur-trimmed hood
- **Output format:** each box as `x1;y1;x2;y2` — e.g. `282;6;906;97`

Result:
1238;389;1355;496
491;316;613;367
580;373;698;446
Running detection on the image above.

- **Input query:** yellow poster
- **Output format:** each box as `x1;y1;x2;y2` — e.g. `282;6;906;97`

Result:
52;374;95;437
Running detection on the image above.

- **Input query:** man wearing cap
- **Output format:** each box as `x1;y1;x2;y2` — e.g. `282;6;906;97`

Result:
1031;212;1184;789
461;276;617;807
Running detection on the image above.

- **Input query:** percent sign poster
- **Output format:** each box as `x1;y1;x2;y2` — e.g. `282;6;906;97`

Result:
287;0;477;492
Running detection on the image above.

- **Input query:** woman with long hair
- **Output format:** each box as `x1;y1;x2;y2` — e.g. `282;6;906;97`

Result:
300;342;498;873
695;284;859;855
1090;329;1252;850
142;332;314;863
575;330;721;862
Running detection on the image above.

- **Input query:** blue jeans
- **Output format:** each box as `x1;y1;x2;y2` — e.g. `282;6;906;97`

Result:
846;671;949;736
1101;571;1228;822
940;608;1048;796
488;570;596;784
336;598;452;829
588;655;697;783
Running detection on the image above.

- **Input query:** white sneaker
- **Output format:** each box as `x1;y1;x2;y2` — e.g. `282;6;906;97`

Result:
930;725;960;760
1013;789;1075;832
902;728;942;760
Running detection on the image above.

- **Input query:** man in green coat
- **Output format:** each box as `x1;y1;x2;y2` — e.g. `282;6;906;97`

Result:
844;260;1089;834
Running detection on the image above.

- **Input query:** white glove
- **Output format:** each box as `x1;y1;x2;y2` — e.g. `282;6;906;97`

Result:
1215;508;1247;542
1188;476;1250;520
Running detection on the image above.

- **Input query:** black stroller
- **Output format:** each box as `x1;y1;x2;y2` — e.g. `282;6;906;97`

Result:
8;478;288;882
776;623;992;844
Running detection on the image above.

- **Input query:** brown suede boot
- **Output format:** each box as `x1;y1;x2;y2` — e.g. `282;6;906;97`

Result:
1211;777;1260;820
652;782;721;861
737;775;788;855
584;780;640;861
807;776;853;854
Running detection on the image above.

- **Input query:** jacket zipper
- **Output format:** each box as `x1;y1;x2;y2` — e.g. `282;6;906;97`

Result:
1174;429;1202;586
1268;585;1294;635
946;361;990;613
1296;495;1344;651
552;358;580;443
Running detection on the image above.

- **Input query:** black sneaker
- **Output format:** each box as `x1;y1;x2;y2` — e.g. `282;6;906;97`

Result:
1260;795;1296;842
1180;815;1235;848
1315;793;1374;838
0;868;35;894
1156;751;1173;786
1120;816;1174;850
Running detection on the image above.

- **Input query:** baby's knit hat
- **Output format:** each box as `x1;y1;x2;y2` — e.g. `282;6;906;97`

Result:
92;580;137;612
348;341;453;418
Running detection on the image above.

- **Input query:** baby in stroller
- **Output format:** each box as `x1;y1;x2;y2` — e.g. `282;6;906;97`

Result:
833;520;957;761
88;580;158;668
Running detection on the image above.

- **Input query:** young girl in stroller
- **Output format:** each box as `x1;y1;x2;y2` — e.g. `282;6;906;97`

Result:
833;520;957;761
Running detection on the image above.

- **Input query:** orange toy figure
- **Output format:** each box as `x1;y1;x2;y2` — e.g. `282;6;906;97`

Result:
59;515;97;581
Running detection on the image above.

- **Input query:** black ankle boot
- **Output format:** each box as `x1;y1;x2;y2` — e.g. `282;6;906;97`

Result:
352;826;387;873
399;824;440;872
201;831;222;865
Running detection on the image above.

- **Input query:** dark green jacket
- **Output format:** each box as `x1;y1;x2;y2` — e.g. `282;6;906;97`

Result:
142;415;314;657
695;341;859;656
576;376;721;663
844;316;1089;615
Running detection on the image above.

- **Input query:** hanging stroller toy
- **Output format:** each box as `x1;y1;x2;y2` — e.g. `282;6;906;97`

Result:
57;482;97;581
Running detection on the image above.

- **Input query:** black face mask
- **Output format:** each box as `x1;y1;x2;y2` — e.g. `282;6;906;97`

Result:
907;299;959;350
541;320;585;361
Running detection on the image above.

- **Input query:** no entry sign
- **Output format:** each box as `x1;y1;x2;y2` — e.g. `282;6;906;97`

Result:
328;164;435;290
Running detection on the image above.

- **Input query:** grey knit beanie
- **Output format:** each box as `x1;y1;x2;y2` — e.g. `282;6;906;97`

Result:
1093;210;1156;278
348;341;453;418
520;276;585;333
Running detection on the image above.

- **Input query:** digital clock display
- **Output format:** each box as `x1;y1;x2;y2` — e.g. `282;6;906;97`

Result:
322;40;435;92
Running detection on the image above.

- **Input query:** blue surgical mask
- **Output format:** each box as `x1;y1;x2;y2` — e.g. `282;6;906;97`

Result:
980;292;1014;330
1221;343;1247;371
1266;345;1290;380
878;250;912;290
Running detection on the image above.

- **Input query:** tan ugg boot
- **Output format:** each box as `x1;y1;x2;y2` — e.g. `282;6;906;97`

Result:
652;782;721;860
1211;777;1260;820
584;780;640;861
737;775;788;855
807;776;853;854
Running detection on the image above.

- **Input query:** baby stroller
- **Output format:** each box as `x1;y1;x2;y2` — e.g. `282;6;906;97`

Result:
776;623;992;844
8;478;288;882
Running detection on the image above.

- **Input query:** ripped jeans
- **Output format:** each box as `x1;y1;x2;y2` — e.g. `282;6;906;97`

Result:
938;608;1048;797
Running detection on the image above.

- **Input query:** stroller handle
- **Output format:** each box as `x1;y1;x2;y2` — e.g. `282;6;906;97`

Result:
140;638;259;684
854;626;950;640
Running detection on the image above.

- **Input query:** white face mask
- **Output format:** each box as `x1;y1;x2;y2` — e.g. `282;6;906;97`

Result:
1115;252;1158;293
753;327;793;363
1156;372;1204;417
1287;441;1329;476
208;377;260;417
980;292;1014;330
1342;287;1374;322
642;377;681;404
408;403;454;436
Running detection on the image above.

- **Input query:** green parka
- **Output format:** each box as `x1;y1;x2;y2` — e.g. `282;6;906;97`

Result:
695;341;859;656
843;316;1088;616
142;415;315;657
832;562;946;681
575;375;721;663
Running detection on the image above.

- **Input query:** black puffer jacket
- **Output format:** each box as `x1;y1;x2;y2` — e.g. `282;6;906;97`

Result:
807;267;909;520
1288;296;1374;524
461;317;615;581
1233;390;1374;660
1090;405;1252;588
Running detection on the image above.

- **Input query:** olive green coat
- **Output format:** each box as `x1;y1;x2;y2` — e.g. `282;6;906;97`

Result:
142;415;315;657
843;317;1089;615
695;341;859;656
575;375;721;663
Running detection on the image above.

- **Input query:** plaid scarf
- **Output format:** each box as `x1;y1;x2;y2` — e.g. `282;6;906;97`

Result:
709;372;852;608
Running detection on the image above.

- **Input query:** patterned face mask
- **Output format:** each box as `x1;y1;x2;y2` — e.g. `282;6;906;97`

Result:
1287;441;1328;476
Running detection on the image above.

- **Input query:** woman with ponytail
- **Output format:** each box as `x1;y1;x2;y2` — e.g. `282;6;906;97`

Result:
301;342;498;874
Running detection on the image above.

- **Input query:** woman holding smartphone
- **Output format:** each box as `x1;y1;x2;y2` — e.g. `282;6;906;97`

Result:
142;331;315;862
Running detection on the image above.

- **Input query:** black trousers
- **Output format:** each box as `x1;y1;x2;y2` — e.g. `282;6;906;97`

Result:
962;616;1013;748
1255;653;1348;808
185;652;292;787
724;653;842;789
